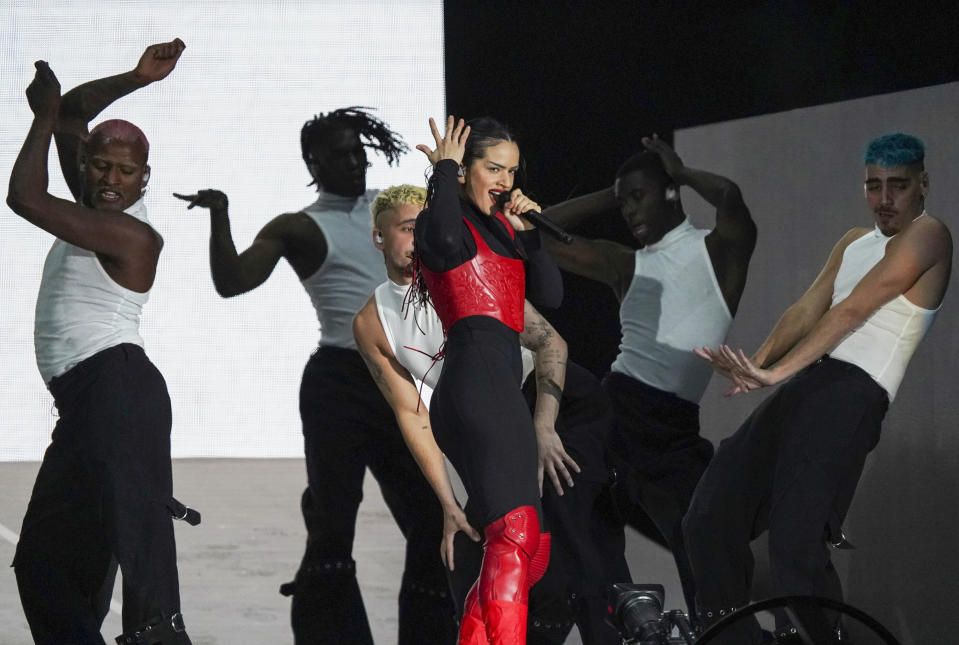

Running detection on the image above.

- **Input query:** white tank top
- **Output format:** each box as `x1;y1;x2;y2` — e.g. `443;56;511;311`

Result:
300;189;386;349
829;216;938;401
374;279;534;407
610;218;732;403
34;198;152;384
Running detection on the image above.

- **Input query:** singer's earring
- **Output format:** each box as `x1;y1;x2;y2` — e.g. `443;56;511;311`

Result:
457;165;465;178
665;186;678;202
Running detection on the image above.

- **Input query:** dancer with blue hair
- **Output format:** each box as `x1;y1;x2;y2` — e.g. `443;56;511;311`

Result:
683;132;952;644
863;132;925;167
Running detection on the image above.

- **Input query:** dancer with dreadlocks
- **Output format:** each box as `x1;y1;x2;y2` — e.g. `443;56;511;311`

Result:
175;108;456;645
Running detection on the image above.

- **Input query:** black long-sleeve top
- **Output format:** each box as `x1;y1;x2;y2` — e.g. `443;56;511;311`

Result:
414;159;563;312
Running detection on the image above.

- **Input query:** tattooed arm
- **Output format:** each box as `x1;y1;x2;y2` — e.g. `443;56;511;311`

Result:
519;300;580;495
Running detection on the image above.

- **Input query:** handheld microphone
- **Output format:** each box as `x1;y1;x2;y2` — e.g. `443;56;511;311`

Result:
498;192;574;244
519;209;574;244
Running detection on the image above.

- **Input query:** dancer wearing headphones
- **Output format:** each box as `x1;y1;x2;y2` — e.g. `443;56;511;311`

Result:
541;135;756;616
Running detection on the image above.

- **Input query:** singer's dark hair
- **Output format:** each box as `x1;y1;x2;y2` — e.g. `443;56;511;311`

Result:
301;107;408;183
463;117;515;165
615;150;672;191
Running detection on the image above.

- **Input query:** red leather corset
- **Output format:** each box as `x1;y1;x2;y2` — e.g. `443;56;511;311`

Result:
421;213;525;334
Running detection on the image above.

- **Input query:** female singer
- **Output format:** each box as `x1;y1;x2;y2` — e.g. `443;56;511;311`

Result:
413;116;563;644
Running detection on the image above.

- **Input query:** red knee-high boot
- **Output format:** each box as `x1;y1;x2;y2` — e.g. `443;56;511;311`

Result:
478;506;548;645
458;581;487;645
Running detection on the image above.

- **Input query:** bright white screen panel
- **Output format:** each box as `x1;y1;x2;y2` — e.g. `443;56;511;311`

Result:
1;0;445;460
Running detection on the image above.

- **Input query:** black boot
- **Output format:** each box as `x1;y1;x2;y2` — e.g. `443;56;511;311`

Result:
115;612;192;644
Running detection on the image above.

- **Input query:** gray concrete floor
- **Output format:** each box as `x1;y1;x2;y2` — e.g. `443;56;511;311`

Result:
0;459;682;645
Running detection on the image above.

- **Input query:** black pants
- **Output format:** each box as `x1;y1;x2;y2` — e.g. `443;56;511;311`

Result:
430;318;541;527
449;361;631;645
291;346;455;645
14;344;184;644
682;357;888;643
603;371;713;615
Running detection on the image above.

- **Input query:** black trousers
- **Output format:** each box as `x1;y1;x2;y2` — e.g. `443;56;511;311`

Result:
449;361;631;645
430;319;542;527
14;344;184;644
603;371;713;615
291;346;455;645
683;357;888;644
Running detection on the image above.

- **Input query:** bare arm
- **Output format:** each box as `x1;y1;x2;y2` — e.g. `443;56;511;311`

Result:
759;218;949;382
643;135;754;242
175;190;325;297
519;301;580;495
643;134;757;313
543;234;635;300
751;229;865;368
540;188;634;298
56;39;185;199
542;186;616;230
696;228;863;394
353;298;480;567
520;300;566;425
677;162;756;253
708;219;951;392
8;62;160;291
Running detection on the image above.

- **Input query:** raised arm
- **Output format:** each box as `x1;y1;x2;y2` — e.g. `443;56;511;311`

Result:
56;39;185;200
519;301;580;495
414;117;471;270
543;232;635;300
352;298;480;567
543;186;617;230
541;190;635;299
174;189;326;297
8;62;161;292
644;135;754;241
643;134;757;313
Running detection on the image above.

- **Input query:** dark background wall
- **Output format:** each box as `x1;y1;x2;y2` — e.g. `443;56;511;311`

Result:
444;0;959;375
444;2;959;640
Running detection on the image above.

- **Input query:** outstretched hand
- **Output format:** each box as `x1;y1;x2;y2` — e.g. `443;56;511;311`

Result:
440;506;481;571
26;61;61;121
173;189;228;212
694;345;774;396
641;134;684;179
133;38;186;84
416;116;470;166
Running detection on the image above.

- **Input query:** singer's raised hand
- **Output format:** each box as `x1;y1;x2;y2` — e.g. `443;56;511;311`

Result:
416;116;470;166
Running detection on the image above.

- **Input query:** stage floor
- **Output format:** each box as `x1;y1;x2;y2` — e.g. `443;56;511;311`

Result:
0;459;682;644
